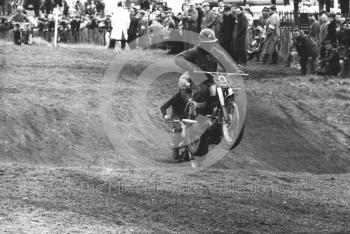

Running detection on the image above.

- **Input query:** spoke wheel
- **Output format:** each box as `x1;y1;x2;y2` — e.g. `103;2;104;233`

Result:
222;98;241;149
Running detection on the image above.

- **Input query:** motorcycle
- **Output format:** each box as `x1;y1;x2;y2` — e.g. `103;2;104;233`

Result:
248;26;265;62
12;22;34;45
166;71;247;162
165;116;197;162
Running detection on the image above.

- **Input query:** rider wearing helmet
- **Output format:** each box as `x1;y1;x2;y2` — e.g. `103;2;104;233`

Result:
161;71;194;121
175;28;240;116
160;72;195;160
8;6;30;23
8;6;31;45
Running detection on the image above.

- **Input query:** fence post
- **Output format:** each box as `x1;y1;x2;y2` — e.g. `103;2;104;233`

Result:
53;6;59;47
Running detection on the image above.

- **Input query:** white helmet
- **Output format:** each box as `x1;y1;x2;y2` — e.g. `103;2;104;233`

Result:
199;28;217;43
178;72;191;89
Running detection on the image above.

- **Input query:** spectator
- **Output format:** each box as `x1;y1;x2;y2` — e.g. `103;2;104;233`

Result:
316;40;341;76
62;0;69;17
319;13;329;45
335;12;342;33
217;1;224;13
219;6;234;57
243;5;253;60
148;19;165;49
195;2;203;33
201;2;214;30
259;7;269;27
209;7;220;41
140;0;150;10
293;29;319;75
0;0;6;15
232;6;248;66
109;1;130;50
326;13;337;45
181;2;198;48
75;0;84;15
137;10;149;49
127;8;139;49
95;0;104;15
70;14;80;31
338;19;350;76
163;12;175;30
308;13;320;43
261;4;280;64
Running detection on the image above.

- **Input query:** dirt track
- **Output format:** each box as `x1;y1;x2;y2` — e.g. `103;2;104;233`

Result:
1;43;350;233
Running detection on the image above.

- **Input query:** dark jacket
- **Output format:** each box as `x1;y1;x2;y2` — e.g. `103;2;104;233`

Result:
220;13;235;42
196;6;203;32
128;15;140;36
182;8;198;32
232;13;248;52
320;47;340;68
294;34;319;58
175;44;239;73
319;47;341;75
309;20;320;42
161;92;189;118
338;24;350;47
140;0;150;10
326;20;337;44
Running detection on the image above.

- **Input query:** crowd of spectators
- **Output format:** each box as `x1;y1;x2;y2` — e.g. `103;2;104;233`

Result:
291;11;350;76
0;0;350;76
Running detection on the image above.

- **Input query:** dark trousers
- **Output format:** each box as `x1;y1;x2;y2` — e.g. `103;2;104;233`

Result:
14;30;21;45
233;50;247;66
220;40;233;59
109;39;126;49
300;56;316;75
127;34;137;49
340;0;349;15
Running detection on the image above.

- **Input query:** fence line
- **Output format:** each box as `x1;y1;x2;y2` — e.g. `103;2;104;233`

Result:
0;28;107;45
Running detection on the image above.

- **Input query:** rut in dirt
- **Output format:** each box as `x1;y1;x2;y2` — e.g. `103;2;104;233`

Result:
232;95;350;174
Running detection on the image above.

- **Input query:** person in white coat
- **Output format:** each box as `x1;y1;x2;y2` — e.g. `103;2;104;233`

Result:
109;1;130;50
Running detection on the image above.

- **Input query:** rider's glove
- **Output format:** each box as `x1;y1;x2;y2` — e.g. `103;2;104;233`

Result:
190;99;198;109
164;115;170;120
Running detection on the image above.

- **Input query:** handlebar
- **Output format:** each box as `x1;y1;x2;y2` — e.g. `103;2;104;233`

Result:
166;119;197;125
12;22;33;25
194;71;249;76
166;119;181;124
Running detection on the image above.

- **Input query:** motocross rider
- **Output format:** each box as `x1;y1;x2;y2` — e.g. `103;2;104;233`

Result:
8;6;31;45
160;72;194;161
174;28;240;116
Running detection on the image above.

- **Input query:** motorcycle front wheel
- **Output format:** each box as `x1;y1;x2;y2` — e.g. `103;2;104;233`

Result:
186;105;208;156
221;97;242;149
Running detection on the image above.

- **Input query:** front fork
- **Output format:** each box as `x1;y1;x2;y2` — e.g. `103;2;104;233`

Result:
217;87;228;123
